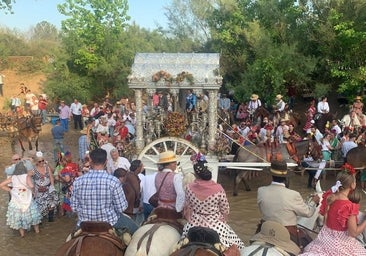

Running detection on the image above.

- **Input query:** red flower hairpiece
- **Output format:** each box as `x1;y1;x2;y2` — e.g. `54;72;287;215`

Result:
341;163;356;175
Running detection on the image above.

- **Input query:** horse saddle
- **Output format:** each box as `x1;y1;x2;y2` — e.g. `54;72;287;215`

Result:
80;221;113;233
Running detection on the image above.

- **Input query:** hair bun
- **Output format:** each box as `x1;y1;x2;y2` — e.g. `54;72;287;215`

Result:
193;161;212;180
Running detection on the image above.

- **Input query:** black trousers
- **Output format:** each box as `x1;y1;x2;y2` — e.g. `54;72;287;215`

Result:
73;114;83;130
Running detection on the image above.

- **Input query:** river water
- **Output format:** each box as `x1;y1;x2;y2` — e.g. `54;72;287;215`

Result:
0;129;364;255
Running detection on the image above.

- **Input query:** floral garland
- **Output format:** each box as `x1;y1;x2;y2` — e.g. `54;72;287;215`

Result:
152;70;173;83
341;163;356;175
152;70;194;85
163;112;187;137
176;71;194;85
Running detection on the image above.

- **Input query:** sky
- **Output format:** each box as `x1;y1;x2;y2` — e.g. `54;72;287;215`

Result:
0;0;170;31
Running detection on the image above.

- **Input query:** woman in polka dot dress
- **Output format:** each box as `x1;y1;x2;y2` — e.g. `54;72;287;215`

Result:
182;154;245;251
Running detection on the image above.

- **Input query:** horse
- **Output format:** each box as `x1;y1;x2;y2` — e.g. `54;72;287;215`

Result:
346;146;366;169
340;113;366;133
15;114;42;151
217;108;231;126
55;221;126;256
253;106;271;125
314;112;335;134
125;163;195;256
124;208;184;256
232;140;312;195
170;226;225;256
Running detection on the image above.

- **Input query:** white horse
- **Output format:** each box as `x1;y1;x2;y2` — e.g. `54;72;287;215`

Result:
125;223;181;256
243;242;293;256
125;159;195;256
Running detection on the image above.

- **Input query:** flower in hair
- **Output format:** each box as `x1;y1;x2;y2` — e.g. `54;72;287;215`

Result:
331;180;342;193
190;152;206;164
341;163;356;175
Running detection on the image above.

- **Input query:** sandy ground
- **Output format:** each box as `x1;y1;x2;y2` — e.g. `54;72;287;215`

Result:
0;69;46;111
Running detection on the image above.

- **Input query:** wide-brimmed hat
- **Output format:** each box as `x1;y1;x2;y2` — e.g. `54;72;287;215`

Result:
80;127;88;135
250;94;259;101
157;151;178;164
275;94;283;100
355;96;362;101
270;159;288;177
250;221;300;255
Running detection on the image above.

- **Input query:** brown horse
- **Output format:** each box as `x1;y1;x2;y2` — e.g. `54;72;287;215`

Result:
346;146;366;169
314;112;335;134
16;115;42;151
253;106;271;125
232;140;312;195
55;222;126;256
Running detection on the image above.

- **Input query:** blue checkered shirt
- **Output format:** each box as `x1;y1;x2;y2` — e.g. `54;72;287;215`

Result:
71;170;127;226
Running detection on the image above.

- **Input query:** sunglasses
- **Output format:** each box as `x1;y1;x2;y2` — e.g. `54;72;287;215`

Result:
12;158;21;161
38;160;45;163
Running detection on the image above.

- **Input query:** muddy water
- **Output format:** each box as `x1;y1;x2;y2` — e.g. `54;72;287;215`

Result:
0;126;364;255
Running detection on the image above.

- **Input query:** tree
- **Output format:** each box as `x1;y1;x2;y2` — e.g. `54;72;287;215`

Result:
55;0;130;99
0;0;13;13
30;21;59;41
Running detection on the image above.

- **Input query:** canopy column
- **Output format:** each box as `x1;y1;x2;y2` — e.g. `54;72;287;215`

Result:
208;89;218;150
134;88;145;152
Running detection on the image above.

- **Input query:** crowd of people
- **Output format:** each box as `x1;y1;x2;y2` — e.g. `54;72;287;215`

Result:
3;88;366;255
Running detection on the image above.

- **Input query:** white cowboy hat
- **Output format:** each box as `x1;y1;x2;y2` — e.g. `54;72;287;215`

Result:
157;151;178;164
250;94;259;100
250;221;300;255
275;94;283;100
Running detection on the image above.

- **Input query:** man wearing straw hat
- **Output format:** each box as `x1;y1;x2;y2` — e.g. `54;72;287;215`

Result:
257;159;320;249
248;94;262;115
150;151;185;219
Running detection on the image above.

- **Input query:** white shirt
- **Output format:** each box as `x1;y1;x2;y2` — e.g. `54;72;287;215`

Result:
100;143;116;166
248;99;261;112
141;172;157;204
276;100;286;112
107;156;131;174
317;101;329;113
70;102;82;115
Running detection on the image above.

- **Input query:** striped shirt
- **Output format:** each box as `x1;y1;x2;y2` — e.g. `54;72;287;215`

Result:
71;170;127;226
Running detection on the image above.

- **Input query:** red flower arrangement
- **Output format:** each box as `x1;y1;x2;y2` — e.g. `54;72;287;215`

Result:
163;112;187;137
341;163;356;175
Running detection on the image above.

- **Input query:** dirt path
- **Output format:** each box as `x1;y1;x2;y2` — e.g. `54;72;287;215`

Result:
0;69;46;110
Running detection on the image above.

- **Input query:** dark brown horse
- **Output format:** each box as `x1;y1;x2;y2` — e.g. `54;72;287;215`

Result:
253;106;271;125
346;146;366;169
16;115;42;151
55;222;126;256
314;112;335;134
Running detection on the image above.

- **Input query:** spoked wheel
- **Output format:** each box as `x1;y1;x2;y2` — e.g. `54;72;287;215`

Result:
137;137;199;175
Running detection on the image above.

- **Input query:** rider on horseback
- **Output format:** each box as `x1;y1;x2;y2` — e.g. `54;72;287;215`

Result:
248;94;261;115
257;159;320;250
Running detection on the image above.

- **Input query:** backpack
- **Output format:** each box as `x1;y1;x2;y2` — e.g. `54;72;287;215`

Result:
13;160;27;175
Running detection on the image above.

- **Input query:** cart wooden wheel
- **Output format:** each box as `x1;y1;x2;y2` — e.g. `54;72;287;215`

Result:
137;136;200;176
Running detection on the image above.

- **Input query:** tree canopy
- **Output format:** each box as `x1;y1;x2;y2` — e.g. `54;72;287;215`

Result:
1;0;366;105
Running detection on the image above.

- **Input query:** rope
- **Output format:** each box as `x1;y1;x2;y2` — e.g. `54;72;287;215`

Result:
217;129;268;163
217;113;256;146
